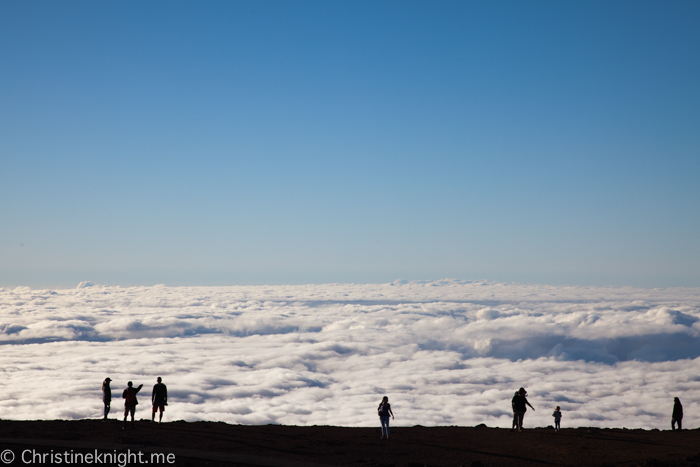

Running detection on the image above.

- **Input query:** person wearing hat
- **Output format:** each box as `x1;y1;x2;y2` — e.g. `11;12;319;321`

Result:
672;397;683;430
511;387;535;432
101;378;112;421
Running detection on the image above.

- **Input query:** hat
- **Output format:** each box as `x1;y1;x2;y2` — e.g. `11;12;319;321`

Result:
519;387;527;395
105;378;112;382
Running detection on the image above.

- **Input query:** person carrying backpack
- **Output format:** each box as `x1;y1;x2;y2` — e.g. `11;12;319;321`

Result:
377;396;395;439
672;397;683;430
122;381;143;430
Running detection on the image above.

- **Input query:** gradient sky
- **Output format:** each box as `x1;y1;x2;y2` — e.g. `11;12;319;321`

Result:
1;0;699;288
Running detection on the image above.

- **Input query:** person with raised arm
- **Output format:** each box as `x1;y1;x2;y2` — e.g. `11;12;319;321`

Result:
122;381;143;430
511;387;535;432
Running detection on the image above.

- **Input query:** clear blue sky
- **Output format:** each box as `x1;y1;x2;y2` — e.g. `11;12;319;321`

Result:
1;0;699;288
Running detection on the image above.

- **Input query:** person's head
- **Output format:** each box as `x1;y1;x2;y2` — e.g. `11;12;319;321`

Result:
127;381;133;387
104;378;111;384
518;387;527;395
382;396;388;403
674;397;680;402
157;377;162;383
555;406;560;411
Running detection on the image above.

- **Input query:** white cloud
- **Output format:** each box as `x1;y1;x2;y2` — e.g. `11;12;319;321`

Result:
0;280;699;428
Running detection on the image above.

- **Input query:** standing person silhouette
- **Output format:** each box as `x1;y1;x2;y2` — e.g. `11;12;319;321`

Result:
511;390;519;430
672;397;683;430
552;406;562;432
377;396;394;439
122;381;143;430
151;377;168;423
102;378;112;421
511;387;534;432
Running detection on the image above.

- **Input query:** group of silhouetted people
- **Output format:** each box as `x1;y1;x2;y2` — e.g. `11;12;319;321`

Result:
101;377;168;429
507;387;684;433
375;389;685;439
101;379;686;435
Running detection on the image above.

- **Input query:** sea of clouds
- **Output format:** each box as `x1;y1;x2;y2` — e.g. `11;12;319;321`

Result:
1;280;699;429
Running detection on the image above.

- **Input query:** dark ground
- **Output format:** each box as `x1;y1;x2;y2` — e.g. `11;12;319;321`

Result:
1;419;699;467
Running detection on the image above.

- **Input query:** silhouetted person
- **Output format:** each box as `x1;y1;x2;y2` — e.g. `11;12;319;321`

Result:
122;381;143;429
672;397;683;430
511;387;534;432
552;406;562;432
377;396;394;439
102;378;112;421
151;377;168;423
510;391;518;431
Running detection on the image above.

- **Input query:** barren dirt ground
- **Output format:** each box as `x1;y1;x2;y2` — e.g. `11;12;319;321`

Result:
1;420;699;467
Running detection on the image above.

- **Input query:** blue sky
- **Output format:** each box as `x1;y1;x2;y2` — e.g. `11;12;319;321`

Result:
1;0;699;288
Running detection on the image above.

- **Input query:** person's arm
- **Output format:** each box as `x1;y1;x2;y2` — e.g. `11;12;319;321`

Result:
164;385;168;405
389;405;394;419
136;384;143;394
526;400;535;411
152;385;156;403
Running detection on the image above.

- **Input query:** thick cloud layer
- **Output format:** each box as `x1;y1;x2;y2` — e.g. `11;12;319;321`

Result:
1;280;699;429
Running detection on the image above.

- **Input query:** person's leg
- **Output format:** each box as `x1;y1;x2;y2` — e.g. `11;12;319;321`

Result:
130;407;135;428
123;407;128;429
152;406;156;422
511;412;518;431
672;418;677;430
380;416;388;438
516;412;524;431
679;419;682;430
159;406;164;422
104;403;109;421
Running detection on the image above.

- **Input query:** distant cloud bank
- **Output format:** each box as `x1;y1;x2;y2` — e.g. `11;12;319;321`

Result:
1;280;699;428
